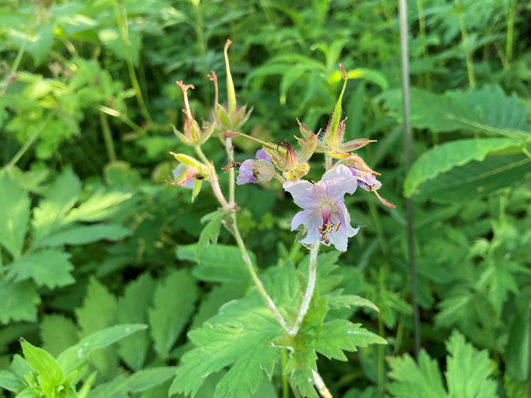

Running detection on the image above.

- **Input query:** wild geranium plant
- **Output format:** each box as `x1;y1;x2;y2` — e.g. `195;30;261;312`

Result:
168;40;394;398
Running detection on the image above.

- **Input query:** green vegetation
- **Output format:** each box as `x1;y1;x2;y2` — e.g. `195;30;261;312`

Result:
1;0;531;397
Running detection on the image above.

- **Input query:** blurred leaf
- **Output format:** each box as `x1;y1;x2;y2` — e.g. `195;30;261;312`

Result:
6;250;74;288
118;273;156;371
148;270;198;356
0;369;26;393
384;86;531;140
411;154;531;203
0;172;30;260
89;367;177;398
64;189;132;223
177;244;252;284
57;324;147;376
195;210;225;261
32;169;81;246
0;280;41;324
40;314;78;357
38;224;132;247
76;277;118;381
506;306;531;382
388;350;446;398
405;138;522;197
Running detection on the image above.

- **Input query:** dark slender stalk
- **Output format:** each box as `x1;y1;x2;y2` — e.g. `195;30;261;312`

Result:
398;0;421;359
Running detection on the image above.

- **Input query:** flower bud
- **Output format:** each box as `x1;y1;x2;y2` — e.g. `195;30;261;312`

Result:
174;81;213;145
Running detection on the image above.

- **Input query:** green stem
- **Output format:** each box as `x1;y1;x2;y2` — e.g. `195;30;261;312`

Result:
415;0;431;89
506;0;517;65
99;112;117;162
377;310;385;392
113;1;152;125
225;137;235;206
194;145;230;211
230;212;289;333
455;0;476;87
289;241;320;336
0;30;28;96
282;349;289;398
5;112;55;170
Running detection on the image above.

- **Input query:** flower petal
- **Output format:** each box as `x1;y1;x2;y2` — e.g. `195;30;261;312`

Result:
318;165;357;200
283;180;319;209
236;159;257;185
256;149;272;162
291;209;322;245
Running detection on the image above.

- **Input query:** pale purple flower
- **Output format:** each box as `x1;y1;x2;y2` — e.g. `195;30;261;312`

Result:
283;165;360;252
171;164;196;189
237;149;274;185
348;167;382;191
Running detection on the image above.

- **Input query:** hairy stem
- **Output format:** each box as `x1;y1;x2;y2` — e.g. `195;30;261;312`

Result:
312;370;332;398
195;146;231;211
225;137;235;206
230;212;289;332
289;241;320;336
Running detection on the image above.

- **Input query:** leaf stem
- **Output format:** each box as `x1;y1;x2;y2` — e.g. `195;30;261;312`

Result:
5;112;55;170
289;241;320;336
99;112;117;162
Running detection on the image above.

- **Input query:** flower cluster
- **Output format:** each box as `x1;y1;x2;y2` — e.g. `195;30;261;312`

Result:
168;41;394;252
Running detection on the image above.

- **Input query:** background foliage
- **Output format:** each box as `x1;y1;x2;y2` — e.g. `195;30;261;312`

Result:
1;0;531;397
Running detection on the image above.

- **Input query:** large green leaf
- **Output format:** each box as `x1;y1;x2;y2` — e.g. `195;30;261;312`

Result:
411;154;531;203
37;224;132;247
75;277;118;381
57;324;147;376
505;305;531;382
405;138;523;197
32;169;81;246
384;86;531;140
177;244;252;284
117;273;156;371
388;350;447;398
170;296;283;398
0;172;30;260
445;332;497;398
148;270;198;356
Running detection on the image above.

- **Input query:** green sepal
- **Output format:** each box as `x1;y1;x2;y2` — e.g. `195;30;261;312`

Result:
171;124;193;145
324;64;348;150
191;179;203;202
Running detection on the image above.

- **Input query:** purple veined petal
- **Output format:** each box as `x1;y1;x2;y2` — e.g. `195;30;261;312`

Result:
283;180;319;209
236;159;257;185
319;165;357;200
256;149;272;162
291;209;322;245
349;167;382;191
